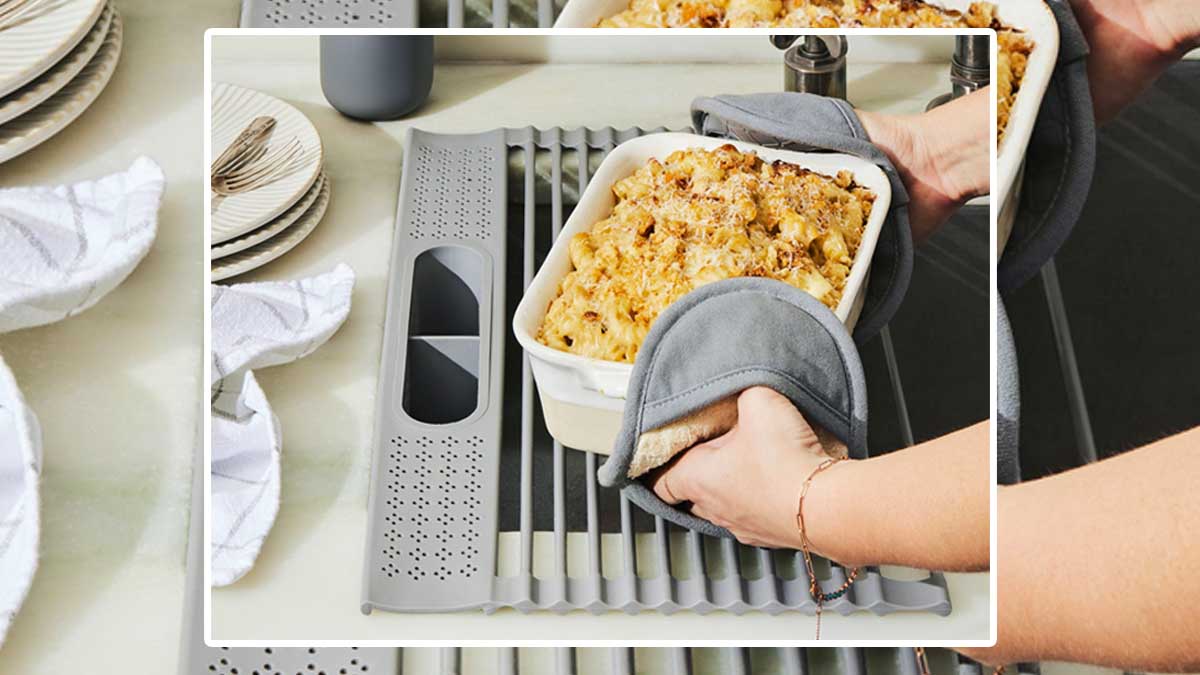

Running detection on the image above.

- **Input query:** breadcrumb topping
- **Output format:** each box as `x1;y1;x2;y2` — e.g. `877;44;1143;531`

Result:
537;145;875;363
599;0;1033;139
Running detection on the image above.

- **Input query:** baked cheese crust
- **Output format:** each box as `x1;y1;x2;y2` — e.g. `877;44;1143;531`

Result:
599;1;1034;139
537;145;875;363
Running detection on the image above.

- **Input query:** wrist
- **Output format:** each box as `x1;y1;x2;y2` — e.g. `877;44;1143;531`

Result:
1139;0;1200;58
911;94;990;203
857;102;984;206
795;457;864;564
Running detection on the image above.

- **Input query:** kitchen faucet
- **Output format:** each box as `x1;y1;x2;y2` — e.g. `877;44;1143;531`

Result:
772;35;849;100
927;35;992;109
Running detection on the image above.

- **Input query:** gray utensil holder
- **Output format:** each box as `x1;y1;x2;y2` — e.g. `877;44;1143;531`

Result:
320;36;434;121
360;127;952;618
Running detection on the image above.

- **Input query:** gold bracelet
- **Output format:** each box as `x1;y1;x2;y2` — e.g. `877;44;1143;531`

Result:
796;457;859;639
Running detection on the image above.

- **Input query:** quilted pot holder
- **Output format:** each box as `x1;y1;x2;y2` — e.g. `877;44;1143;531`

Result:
597;278;868;538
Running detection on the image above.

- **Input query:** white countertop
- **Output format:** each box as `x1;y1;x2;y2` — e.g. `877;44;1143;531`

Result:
210;36;990;642
0;1;235;673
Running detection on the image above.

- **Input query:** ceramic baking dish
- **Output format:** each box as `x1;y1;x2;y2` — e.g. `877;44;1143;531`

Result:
513;132;891;454
984;0;1059;253
553;0;1058;253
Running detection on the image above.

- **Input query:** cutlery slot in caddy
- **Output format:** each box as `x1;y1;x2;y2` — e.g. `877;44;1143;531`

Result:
360;127;951;616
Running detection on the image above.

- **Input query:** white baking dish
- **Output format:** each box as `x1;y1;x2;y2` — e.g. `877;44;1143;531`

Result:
553;1;1058;254
513;132;891;454
983;0;1059;254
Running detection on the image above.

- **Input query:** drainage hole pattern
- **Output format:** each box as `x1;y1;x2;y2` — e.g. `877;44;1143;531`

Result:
260;0;397;25
205;647;375;675
381;435;485;582
409;145;493;240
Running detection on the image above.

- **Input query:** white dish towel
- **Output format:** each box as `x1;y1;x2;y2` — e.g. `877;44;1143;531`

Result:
211;264;354;587
0;357;40;649
0;157;164;333
0;157;164;647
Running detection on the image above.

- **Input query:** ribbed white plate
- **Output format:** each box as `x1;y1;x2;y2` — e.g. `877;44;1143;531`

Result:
211;171;327;260
211;82;323;244
0;0;107;98
0;1;112;125
212;177;331;282
0;8;120;164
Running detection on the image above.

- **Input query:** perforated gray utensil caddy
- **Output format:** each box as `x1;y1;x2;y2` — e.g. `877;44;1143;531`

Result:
359;126;951;617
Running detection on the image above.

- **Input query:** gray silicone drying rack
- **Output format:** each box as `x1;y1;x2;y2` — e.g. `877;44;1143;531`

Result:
184;488;989;675
183;468;988;675
183;465;1009;675
359;126;951;617
240;0;561;27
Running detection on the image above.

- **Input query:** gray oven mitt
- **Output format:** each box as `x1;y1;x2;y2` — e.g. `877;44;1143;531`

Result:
596;277;868;539
998;0;1096;292
997;297;1021;485
691;92;913;346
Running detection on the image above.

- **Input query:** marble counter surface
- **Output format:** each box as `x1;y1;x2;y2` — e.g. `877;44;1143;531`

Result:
210;36;990;642
0;1;235;673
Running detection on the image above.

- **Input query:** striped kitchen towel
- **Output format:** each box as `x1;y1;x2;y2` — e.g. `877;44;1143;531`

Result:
210;264;354;586
0;157;164;333
0;356;40;649
0;158;163;647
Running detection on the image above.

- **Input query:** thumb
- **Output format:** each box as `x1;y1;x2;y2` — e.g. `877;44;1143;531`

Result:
736;386;807;428
649;442;716;505
736;386;820;449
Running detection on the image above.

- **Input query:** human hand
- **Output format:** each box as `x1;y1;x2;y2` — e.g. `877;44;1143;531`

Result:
648;386;847;552
856;89;990;245
1070;0;1200;123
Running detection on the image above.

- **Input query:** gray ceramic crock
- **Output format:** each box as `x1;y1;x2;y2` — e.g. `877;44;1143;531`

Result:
320;36;434;121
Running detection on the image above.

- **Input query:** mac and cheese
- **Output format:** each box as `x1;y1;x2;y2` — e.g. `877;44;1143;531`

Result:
537;146;875;363
599;1;1034;139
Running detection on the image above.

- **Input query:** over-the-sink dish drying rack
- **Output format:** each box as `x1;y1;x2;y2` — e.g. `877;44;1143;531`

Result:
0;0;122;164
359;126;949;617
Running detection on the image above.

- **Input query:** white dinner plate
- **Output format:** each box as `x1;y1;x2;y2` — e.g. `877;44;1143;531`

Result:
0;8;121;164
212;176;331;282
211;171;327;260
211;82;324;244
0;1;112;126
0;0;107;98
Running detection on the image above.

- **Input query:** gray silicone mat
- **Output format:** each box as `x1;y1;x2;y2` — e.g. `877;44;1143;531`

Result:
239;0;562;27
183;504;1009;675
360;127;951;617
185;488;976;675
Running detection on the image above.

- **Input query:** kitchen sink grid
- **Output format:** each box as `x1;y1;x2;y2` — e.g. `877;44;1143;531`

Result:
360;127;951;616
240;0;561;27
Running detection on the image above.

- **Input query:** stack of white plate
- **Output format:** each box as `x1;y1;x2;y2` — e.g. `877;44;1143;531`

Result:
0;0;122;163
211;82;328;282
